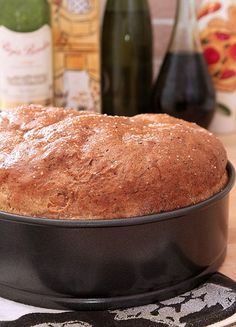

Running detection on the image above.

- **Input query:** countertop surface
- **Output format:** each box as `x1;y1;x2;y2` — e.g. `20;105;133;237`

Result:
219;133;236;281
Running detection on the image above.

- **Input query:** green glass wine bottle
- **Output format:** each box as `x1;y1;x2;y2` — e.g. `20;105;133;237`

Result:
0;0;53;109
102;0;153;116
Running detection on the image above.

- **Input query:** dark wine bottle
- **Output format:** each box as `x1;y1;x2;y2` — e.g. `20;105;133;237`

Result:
152;0;216;128
102;0;153;116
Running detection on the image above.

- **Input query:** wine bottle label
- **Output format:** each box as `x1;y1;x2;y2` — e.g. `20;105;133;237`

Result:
50;0;101;112
0;25;53;109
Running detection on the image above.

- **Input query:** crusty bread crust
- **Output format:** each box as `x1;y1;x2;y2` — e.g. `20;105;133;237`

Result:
0;105;228;219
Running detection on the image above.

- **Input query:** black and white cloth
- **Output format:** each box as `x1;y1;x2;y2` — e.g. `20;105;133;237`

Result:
0;274;236;327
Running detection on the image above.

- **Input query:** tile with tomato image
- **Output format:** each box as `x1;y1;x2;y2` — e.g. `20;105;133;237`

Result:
198;1;222;20
199;1;236;92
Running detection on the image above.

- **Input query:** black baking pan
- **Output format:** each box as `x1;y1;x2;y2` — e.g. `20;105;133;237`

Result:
0;162;234;311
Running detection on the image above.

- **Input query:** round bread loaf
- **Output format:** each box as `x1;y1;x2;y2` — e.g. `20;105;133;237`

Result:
0;105;228;219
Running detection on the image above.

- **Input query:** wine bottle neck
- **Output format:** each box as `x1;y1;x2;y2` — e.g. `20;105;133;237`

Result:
0;0;50;32
105;0;149;12
169;0;202;54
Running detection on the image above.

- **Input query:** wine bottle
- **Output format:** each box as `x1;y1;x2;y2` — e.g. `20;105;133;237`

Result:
152;0;216;129
50;0;101;112
0;0;53;109
102;0;153;116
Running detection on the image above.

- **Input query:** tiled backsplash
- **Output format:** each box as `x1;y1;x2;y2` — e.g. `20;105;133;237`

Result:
101;0;202;76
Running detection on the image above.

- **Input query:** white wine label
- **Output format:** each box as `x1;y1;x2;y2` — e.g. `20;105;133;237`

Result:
0;25;53;109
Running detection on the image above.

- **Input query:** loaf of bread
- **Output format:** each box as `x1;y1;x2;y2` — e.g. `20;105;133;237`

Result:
0;105;228;219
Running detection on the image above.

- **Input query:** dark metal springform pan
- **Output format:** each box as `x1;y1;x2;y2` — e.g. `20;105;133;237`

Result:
0;162;234;310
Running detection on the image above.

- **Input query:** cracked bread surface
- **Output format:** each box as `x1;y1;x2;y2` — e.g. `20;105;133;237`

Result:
0;105;228;219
